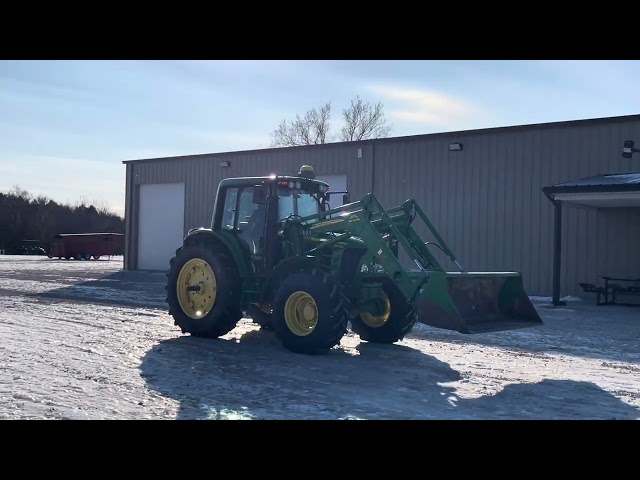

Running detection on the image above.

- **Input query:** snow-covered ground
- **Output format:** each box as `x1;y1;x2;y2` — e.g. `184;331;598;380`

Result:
1;254;639;420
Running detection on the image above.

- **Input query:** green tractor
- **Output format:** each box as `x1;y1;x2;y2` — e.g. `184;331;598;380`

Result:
165;165;542;354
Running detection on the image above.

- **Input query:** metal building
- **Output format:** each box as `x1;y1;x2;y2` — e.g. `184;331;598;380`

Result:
122;113;640;300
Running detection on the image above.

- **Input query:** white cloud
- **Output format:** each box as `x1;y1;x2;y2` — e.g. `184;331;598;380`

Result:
367;85;484;130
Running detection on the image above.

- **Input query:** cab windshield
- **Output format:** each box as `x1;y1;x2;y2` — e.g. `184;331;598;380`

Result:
278;189;322;222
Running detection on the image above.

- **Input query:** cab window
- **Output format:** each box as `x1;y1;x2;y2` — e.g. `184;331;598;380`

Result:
277;189;321;222
221;186;262;230
221;188;239;230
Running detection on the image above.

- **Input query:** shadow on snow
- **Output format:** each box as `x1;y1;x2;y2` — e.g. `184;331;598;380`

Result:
29;269;168;309
139;328;640;420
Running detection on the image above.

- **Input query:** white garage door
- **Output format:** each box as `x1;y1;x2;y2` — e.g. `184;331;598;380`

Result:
137;183;185;271
317;174;348;206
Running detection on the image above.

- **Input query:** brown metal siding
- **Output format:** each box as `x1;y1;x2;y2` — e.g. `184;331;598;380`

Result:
555;121;640;297
372;119;640;297
126;144;373;269
595;208;640;282
124;117;640;298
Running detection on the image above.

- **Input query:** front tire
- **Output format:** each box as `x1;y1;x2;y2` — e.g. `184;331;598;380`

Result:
165;244;242;338
271;271;348;354
350;280;417;344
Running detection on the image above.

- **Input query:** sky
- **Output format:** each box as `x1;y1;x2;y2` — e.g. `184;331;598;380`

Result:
1;59;640;217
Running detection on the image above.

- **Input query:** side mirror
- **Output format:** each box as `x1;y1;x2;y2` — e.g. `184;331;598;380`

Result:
325;191;350;205
253;185;267;204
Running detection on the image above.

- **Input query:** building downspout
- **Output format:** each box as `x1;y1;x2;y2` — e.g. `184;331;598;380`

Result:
544;191;566;306
123;163;134;270
371;139;376;195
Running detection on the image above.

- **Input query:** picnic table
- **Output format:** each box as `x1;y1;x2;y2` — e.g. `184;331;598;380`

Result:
580;277;640;306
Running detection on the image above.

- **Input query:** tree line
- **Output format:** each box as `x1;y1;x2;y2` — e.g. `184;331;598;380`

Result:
0;186;125;254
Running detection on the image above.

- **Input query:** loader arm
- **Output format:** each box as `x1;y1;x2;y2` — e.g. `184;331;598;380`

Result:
284;193;432;306
285;192;543;335
296;194;462;275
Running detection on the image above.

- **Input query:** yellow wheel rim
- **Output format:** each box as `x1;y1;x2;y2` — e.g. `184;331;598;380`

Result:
284;291;318;336
360;291;391;328
176;258;217;320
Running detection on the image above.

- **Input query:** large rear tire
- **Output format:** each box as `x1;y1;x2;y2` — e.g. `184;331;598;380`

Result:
165;244;242;338
350;280;417;344
271;271;348;354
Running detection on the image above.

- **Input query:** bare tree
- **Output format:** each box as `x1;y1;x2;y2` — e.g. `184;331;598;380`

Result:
271;102;332;147
95;200;113;216
338;95;391;142
10;185;31;200
35;195;50;206
73;196;89;210
270;96;391;147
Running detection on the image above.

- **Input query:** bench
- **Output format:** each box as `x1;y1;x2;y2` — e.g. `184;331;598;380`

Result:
579;283;605;305
602;277;640;306
580;277;640;306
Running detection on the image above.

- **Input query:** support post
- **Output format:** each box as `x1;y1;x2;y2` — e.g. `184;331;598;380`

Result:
551;198;566;306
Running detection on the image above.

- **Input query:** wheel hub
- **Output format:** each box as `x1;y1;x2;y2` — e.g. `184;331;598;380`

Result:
284;291;318;336
176;258;217;319
360;291;391;328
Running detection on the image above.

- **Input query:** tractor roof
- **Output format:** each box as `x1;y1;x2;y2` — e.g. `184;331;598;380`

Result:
218;174;330;189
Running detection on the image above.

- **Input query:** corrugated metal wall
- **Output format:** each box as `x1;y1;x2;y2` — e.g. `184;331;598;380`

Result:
594;208;640;281
124;143;374;269
124;116;640;297
371;118;640;297
129;143;372;231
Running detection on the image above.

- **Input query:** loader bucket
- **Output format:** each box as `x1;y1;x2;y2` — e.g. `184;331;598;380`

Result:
415;271;543;334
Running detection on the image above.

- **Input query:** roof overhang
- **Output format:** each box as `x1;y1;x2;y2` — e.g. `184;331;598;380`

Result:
543;173;640;208
549;191;640;207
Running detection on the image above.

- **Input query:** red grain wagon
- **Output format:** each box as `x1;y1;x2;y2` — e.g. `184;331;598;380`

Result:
48;233;125;260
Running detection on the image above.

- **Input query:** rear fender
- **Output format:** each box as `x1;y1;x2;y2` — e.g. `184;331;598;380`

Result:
183;228;252;278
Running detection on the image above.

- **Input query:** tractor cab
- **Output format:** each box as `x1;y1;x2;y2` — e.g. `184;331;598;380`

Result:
258;165;330;223
213;165;341;273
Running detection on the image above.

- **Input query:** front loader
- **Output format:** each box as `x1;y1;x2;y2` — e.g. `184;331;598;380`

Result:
165;165;542;355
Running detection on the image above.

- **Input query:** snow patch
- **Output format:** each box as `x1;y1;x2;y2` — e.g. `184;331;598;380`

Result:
529;295;584;303
1;256;639;420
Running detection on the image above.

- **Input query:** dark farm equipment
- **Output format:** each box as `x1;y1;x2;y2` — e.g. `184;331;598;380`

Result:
48;233;124;260
165;165;542;354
